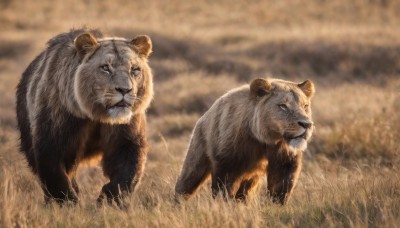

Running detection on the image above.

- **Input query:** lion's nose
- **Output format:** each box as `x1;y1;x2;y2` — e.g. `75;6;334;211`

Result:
298;120;313;129
115;87;132;95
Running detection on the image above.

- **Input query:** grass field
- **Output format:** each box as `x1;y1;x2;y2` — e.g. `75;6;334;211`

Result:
1;0;400;227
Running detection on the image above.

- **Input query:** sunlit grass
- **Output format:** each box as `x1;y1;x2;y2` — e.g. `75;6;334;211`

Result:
1;0;400;227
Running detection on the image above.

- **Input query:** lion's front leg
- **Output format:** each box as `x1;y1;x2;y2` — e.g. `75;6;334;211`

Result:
97;118;147;208
234;177;260;202
266;153;302;205
211;167;242;200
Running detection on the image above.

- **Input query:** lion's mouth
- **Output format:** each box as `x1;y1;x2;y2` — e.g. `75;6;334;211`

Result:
284;130;310;151
105;99;134;120
112;100;131;108
292;132;307;140
284;130;307;141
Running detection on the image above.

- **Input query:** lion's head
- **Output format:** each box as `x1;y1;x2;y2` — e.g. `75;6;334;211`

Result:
250;78;315;151
73;33;153;124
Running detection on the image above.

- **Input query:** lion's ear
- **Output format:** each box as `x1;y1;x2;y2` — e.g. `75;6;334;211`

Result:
250;78;272;98
74;33;98;57
298;80;315;98
131;35;152;58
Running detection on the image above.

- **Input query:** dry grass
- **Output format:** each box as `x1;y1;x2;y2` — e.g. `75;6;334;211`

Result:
1;0;400;227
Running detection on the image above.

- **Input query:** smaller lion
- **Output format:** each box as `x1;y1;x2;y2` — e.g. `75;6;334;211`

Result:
175;78;315;204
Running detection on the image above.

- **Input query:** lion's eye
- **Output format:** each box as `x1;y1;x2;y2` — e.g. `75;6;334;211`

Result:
304;104;309;109
101;65;111;74
131;67;141;77
279;104;288;111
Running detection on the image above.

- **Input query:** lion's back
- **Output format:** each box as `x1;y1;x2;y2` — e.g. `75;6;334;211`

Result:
193;85;253;157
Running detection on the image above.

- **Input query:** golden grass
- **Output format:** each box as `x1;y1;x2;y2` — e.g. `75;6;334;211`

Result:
1;0;400;227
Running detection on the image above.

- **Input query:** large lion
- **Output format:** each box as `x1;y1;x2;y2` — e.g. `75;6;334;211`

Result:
175;78;315;204
16;28;153;206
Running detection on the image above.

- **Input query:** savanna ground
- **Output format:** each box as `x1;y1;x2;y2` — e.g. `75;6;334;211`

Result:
1;0;400;227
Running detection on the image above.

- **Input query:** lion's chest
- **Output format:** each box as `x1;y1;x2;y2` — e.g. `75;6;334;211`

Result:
213;139;268;179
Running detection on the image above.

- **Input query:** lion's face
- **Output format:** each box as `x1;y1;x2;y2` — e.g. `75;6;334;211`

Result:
250;78;315;151
73;33;153;124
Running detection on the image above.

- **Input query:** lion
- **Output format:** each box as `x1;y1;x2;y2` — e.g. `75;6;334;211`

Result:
16;28;153;206
175;78;315;204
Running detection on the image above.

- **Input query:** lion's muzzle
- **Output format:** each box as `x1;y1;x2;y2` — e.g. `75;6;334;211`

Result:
284;121;313;151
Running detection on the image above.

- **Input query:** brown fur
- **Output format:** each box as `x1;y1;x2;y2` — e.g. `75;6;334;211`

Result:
16;28;153;206
175;78;315;204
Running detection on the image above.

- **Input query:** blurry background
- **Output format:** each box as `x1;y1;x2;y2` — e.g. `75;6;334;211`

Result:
0;0;399;227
